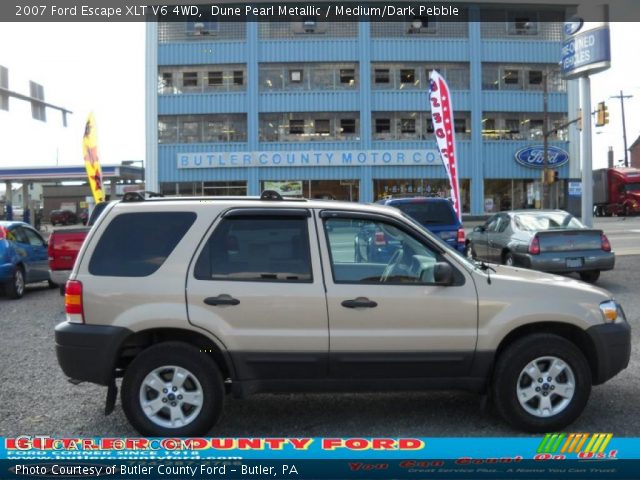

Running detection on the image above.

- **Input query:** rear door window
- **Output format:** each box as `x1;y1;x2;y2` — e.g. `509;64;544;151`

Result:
393;202;456;226
89;212;196;277
194;215;312;282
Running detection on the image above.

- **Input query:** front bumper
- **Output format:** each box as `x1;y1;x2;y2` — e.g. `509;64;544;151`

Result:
55;322;132;385
586;322;631;385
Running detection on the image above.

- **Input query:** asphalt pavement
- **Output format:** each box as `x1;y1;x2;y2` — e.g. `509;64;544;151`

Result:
0;254;638;437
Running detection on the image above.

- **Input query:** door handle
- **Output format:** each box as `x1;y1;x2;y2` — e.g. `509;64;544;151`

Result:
341;297;378;309
204;295;240;306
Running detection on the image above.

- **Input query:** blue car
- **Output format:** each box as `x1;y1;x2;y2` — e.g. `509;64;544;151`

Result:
376;197;466;253
0;221;52;299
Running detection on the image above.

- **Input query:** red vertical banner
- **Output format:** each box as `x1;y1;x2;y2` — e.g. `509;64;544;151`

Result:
429;70;462;222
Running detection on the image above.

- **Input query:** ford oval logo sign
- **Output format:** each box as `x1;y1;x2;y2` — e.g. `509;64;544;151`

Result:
564;18;583;36
514;146;569;169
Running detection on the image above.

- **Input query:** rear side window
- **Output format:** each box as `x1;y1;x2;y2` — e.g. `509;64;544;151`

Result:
89;212;196;277
393;201;457;226
194;216;312;282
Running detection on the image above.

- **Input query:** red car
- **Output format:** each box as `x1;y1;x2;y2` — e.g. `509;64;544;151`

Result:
50;209;78;226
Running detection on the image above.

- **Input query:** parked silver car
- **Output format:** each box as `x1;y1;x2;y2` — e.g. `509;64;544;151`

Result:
465;210;615;283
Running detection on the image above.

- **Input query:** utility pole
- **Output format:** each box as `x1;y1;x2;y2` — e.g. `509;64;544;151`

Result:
610;90;633;167
542;69;549;209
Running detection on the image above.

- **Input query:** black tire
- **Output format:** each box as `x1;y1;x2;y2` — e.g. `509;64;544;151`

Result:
624;205;630;217
503;252;515;266
579;270;600;283
59;284;66;296
121;342;224;436
48;279;58;289
5;267;25;299
492;334;591;433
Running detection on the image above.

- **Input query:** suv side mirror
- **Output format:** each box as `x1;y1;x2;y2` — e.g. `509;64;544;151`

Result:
473;226;485;233
433;262;454;285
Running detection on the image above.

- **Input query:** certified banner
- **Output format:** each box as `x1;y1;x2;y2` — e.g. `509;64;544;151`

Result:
429;70;462;222
82;112;105;204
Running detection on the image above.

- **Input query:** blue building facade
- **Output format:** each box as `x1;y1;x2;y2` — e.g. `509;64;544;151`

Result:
146;6;575;215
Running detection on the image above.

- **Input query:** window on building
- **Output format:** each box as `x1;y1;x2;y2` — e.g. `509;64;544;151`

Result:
374;68;390;84
340;118;356;134
400;118;416;134
375;118;391;134
208;71;223;86
233;70;244;86
528;119;544;138
289;119;304;134
400;69;416;85
162;72;173;87
314;119;330;135
454;118;467;134
290;69;303;83
183;72;198;87
506;119;521;139
425;118;434;134
503;69;519;87
528;70;543;86
340;68;355;85
508;14;538;35
482;118;496;138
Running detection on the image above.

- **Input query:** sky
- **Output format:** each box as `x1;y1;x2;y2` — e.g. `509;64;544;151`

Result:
0;20;639;193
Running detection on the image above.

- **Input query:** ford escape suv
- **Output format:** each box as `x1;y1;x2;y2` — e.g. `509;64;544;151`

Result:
55;192;631;436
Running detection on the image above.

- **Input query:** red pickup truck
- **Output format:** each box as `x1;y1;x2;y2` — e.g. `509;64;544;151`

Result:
48;202;109;294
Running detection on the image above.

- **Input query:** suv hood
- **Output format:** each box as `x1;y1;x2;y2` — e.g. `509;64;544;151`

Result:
472;262;611;303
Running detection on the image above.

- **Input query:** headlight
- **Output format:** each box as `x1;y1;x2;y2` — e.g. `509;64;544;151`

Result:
599;300;626;324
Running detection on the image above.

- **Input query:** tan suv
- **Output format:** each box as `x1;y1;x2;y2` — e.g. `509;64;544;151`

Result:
55;192;631;436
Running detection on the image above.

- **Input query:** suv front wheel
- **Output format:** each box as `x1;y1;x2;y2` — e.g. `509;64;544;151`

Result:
492;334;591;432
121;342;224;436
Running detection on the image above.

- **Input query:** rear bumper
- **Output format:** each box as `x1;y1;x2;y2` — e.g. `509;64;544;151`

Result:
520;250;615;273
49;269;70;286
55;322;132;385
586;322;631;385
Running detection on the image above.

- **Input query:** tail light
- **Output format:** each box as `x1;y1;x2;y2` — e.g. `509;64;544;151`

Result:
374;231;387;246
457;227;465;244
601;234;611;252
65;280;84;324
47;235;55;262
0;226;7;240
528;236;540;255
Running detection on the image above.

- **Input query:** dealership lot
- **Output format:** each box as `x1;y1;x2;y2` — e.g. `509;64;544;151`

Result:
1;223;639;437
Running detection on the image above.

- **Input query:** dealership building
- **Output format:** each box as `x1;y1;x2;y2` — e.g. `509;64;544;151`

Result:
145;5;579;215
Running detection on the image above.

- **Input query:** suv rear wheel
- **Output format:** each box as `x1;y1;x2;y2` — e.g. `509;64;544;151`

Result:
492;334;591;432
121;342;224;436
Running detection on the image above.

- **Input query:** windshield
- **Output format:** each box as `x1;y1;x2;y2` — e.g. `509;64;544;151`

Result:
514;212;584;231
393;202;457;226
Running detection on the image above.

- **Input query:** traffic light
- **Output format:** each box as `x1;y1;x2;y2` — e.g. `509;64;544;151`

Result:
543;168;556;185
596;102;609;127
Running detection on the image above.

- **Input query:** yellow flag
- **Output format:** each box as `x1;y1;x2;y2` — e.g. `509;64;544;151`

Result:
82;112;105;203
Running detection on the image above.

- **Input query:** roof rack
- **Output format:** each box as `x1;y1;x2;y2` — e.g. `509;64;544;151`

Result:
121;191;164;202
119;190;308;203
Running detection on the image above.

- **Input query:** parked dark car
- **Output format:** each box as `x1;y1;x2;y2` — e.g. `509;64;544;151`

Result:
0;221;54;298
465;210;614;283
377;197;465;252
79;209;89;225
50;209;78;226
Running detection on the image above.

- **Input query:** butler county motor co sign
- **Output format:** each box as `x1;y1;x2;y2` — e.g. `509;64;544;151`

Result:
177;150;440;168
